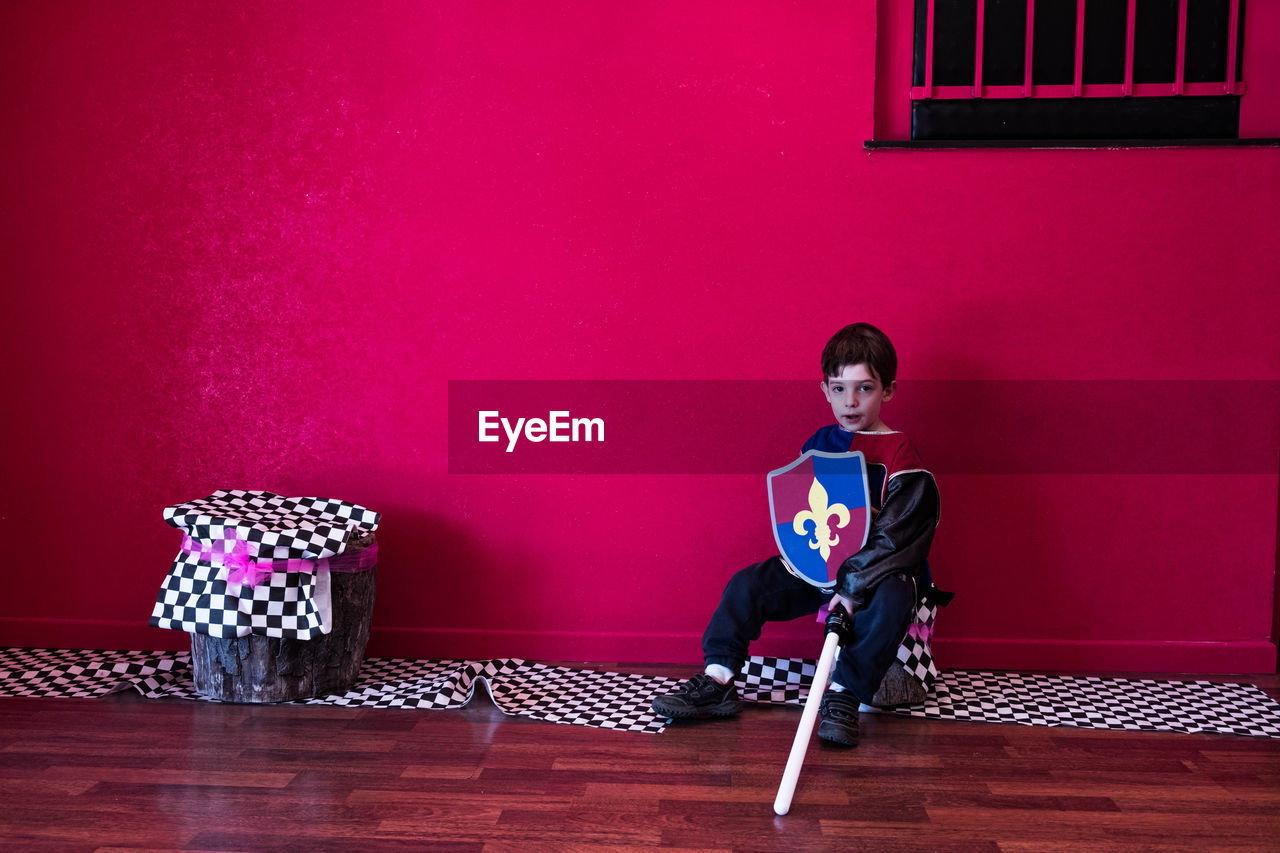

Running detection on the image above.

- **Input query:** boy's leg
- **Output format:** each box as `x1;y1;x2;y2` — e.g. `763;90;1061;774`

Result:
702;555;829;675
653;556;826;719
816;573;915;746
831;572;916;704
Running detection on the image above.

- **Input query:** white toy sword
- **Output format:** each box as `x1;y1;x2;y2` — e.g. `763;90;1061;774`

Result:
765;452;868;815
773;601;853;816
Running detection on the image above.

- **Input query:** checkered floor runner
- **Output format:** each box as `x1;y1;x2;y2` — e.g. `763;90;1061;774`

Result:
738;656;1280;739
2;648;1278;739
0;648;681;734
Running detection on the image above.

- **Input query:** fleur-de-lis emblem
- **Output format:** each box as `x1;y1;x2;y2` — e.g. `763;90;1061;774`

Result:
791;478;850;561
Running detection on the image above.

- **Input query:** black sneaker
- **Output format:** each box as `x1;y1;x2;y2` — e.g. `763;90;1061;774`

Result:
817;690;860;747
651;673;742;719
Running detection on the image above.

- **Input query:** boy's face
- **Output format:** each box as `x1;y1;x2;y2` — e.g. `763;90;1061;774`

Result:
821;363;896;433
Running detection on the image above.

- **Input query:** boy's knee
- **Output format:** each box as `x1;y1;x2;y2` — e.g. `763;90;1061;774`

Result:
724;557;784;593
876;572;915;607
859;574;916;628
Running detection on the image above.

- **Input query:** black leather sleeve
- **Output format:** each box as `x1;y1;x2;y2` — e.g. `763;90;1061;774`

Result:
835;470;940;609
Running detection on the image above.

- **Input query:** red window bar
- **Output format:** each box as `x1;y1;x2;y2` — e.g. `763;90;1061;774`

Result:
910;0;1247;101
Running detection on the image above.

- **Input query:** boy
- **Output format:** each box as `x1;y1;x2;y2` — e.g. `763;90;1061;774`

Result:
651;323;940;747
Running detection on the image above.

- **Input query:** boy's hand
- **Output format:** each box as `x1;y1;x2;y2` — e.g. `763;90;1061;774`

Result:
831;594;857;615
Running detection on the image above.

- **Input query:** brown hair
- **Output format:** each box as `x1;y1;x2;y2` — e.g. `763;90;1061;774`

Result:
820;323;897;385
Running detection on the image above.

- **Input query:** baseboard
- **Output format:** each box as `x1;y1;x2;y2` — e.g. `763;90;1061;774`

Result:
366;627;1278;674
0;617;189;653
1;617;1275;674
930;637;1279;675
364;626;707;666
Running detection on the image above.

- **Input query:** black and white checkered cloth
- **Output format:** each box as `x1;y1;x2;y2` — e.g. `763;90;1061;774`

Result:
306;657;683;733
149;548;335;640
149;490;379;640
4;648;1278;739
163;491;380;559
739;655;1280;738
0;648;191;699
737;655;816;704
484;662;682;733
0;649;680;735
896;587;949;688
904;670;1280;738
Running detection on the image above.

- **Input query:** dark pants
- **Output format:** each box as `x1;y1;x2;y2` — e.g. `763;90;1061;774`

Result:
701;556;916;704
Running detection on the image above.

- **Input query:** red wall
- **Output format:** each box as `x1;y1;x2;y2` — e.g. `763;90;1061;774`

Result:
2;2;1277;673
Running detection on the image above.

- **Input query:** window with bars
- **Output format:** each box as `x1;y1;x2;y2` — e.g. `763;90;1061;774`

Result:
907;0;1249;142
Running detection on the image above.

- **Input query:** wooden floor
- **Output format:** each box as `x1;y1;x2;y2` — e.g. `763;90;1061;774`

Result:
1;666;1278;852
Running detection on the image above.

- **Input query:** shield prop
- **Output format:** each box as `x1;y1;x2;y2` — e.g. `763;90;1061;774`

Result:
768;450;871;589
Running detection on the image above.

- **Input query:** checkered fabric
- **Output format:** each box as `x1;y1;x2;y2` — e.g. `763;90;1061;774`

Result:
738;654;1280;739
149;548;333;639
897;586;952;689
6;648;1279;740
737;656;816;704
150;490;377;639
896;670;1280;737
485;662;682;733
0;649;678;735
163;490;380;560
310;658;681;733
304;658;524;710
0;648;191;699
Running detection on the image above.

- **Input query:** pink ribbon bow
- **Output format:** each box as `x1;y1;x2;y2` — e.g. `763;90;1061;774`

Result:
179;533;376;589
222;542;278;587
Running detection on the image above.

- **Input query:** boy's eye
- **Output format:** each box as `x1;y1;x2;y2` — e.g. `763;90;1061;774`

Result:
830;385;844;393
859;385;873;393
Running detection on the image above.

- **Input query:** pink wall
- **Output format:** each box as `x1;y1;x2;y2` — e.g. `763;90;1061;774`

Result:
2;2;1277;673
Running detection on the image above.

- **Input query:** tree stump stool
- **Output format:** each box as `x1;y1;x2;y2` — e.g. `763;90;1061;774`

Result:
869;661;927;707
189;535;377;703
